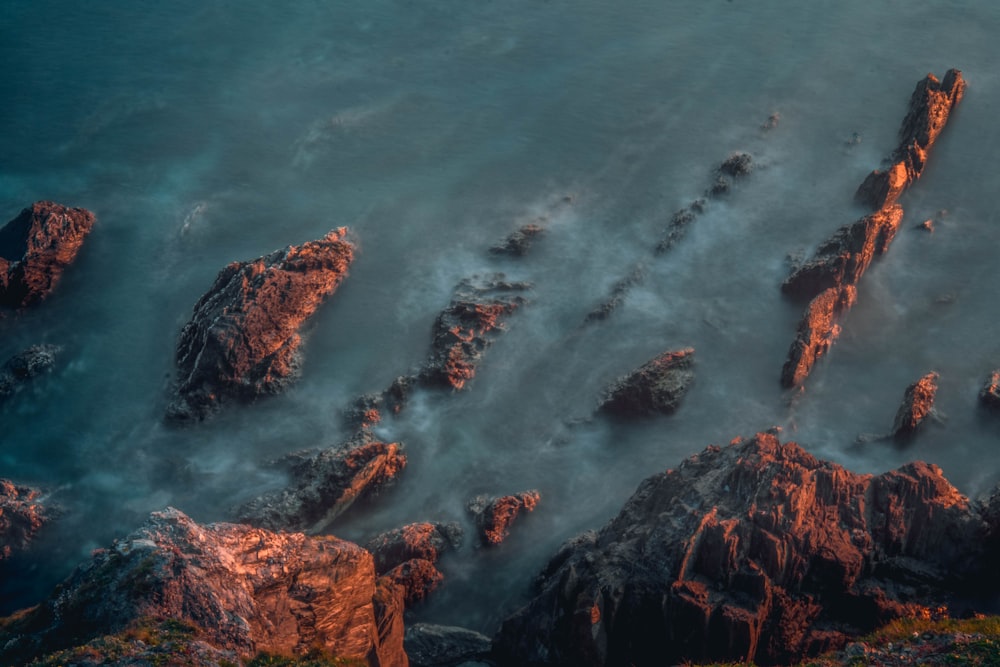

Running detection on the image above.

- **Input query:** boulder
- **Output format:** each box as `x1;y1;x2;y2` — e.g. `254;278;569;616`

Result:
979;371;1000;411
0;479;52;560
365;522;463;575
493;433;988;666
490;223;545;257
234;431;406;533
0;344;60;400
467;491;540;546
891;372;939;442
167;228;355;421
405;623;492;667
781;285;856;388
0;507;407;667
598;347;695;417
0;202;96;308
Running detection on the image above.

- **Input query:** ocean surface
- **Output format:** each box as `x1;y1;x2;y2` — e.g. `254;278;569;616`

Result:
2;0;1000;633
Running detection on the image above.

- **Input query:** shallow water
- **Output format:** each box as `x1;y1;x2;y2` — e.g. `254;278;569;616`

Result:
2;0;999;634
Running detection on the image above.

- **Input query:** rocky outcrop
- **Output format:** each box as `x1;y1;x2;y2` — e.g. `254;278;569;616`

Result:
490;223;545;257
365;522;463;607
0;202;96;308
891;372;939;442
856;70;966;210
493;433;988;666
781;286;856;388
584;265;645;323
467;491;540;546
234;431;406;533
0;479;52;560
598;347;695;417
405;623;492;667
0;508;407;667
655;199;705;255
345;375;417;430
979;370;1000;411
167;228;355;422
0;344;60;400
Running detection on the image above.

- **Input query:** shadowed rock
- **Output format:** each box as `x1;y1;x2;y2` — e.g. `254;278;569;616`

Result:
599;347;695;417
167;228;355;422
0;479;52;560
584;265;645;323
0;344;60;400
655;200;705;255
234;432;406;533
490;223;545;257
855;70;966;210
467;491;540;546
405;623;492;667
781;286;857;388
0;202;96;308
891;372;939;442
365;522;463;575
493;433;988;666
980;371;1000;411
380;559;445;607
0;508;406;667
345;375;417;430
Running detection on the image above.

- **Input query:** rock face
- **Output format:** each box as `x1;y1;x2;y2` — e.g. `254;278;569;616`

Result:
493;433;987;666
167;228;355;421
856;70;966;210
405;623;492;667
234;432;406;533
781;286;857;388
0;344;60;400
365;522;463;607
891;372;939;442
0;479;52;560
599;348;695;416
0;508;407;667
467;491;540;546
0;202;96;308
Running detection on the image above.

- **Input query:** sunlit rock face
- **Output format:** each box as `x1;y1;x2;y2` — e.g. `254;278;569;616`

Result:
781;285;856;388
167;227;355;422
0;201;96;308
0;508;407;667
494;433;988;666
891;372;939;442
0;479;52;560
467;490;540;547
366;522;463;607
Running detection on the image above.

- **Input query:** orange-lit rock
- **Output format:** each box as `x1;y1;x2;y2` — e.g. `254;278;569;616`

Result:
0;479;52;560
980;370;1000;411
891;372;939;442
467;490;539;546
494;433;989;666
0;508;407;667
365;521;463;575
599;347;695;417
0;202;96;308
380;559;444;606
167;228;354;422
781;286;856;388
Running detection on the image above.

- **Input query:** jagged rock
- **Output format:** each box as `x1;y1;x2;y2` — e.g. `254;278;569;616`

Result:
0;344;60;399
234;431;406;533
345;375;417;430
980;371;1000;411
493;433;988;666
0;508;407;667
381;559;445;606
405;623;492;667
782;205;904;301
490;223;545;257
656;199;705;255
719;153;754;178
0;202;96;308
855;70;966;210
781;285;856;388
599;347;695;417
584;266;645;323
420;276;530;391
167;228;355;422
467;491;540;546
0;479;52;560
892;372;939;442
365;522;463;575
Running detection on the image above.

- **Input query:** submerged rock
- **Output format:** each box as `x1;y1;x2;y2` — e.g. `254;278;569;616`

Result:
781;285;857;388
167;228;355;422
583;265;645;323
599;347;695;417
493;433;988;666
0;507;406;666
0;479;52;560
892;372;940;442
0;344;60;400
467;490;540;546
234;431;406;533
0;201;96;308
490;223;545;257
655;201;704;255
980;370;1000;411
405;623;492;667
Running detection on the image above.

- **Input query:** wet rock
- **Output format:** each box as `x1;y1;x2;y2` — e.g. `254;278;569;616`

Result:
656;200;705;254
855;70;966;210
420;276;530;391
381;558;444;606
0;507;406;667
405;623;492;667
782;205;904;301
979;371;1000;411
599;347;695;417
781;285;856;388
490;223;545;257
892;372;939;442
584;265;645;323
167;228;355;422
0;479;52;560
365;521;463;575
719;152;754;178
493;433;987;666
234;431;406;533
467;490;540;546
0;344;60;400
345;375;417;430
0;202;96;308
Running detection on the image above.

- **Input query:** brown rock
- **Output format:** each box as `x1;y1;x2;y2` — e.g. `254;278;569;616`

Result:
781;285;857;388
891;372;939;442
599;347;695;417
365;522;463;575
168;228;355;421
0;479;52;560
345;375;417;430
0;202;96;308
380;559;444;606
467;490;540;546
494;433;987;666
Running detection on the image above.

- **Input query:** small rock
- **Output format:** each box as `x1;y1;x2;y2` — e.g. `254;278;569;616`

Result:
891;372;939;442
467;490;540;546
404;623;492;667
599;347;695;416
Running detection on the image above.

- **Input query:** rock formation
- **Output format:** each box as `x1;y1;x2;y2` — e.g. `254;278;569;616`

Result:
891;372;939;442
0;344;60;400
780;286;856;388
655;199;704;255
493;433;989;666
856;70;967;210
234;431;406;533
167;227;355;421
467;490;540;546
0;508;407;667
0;479;52;560
490;223;545;257
405;623;492;667
979;370;1000;411
0;201;96;308
599;347;695;416
365;522;463;607
345;375;417;430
